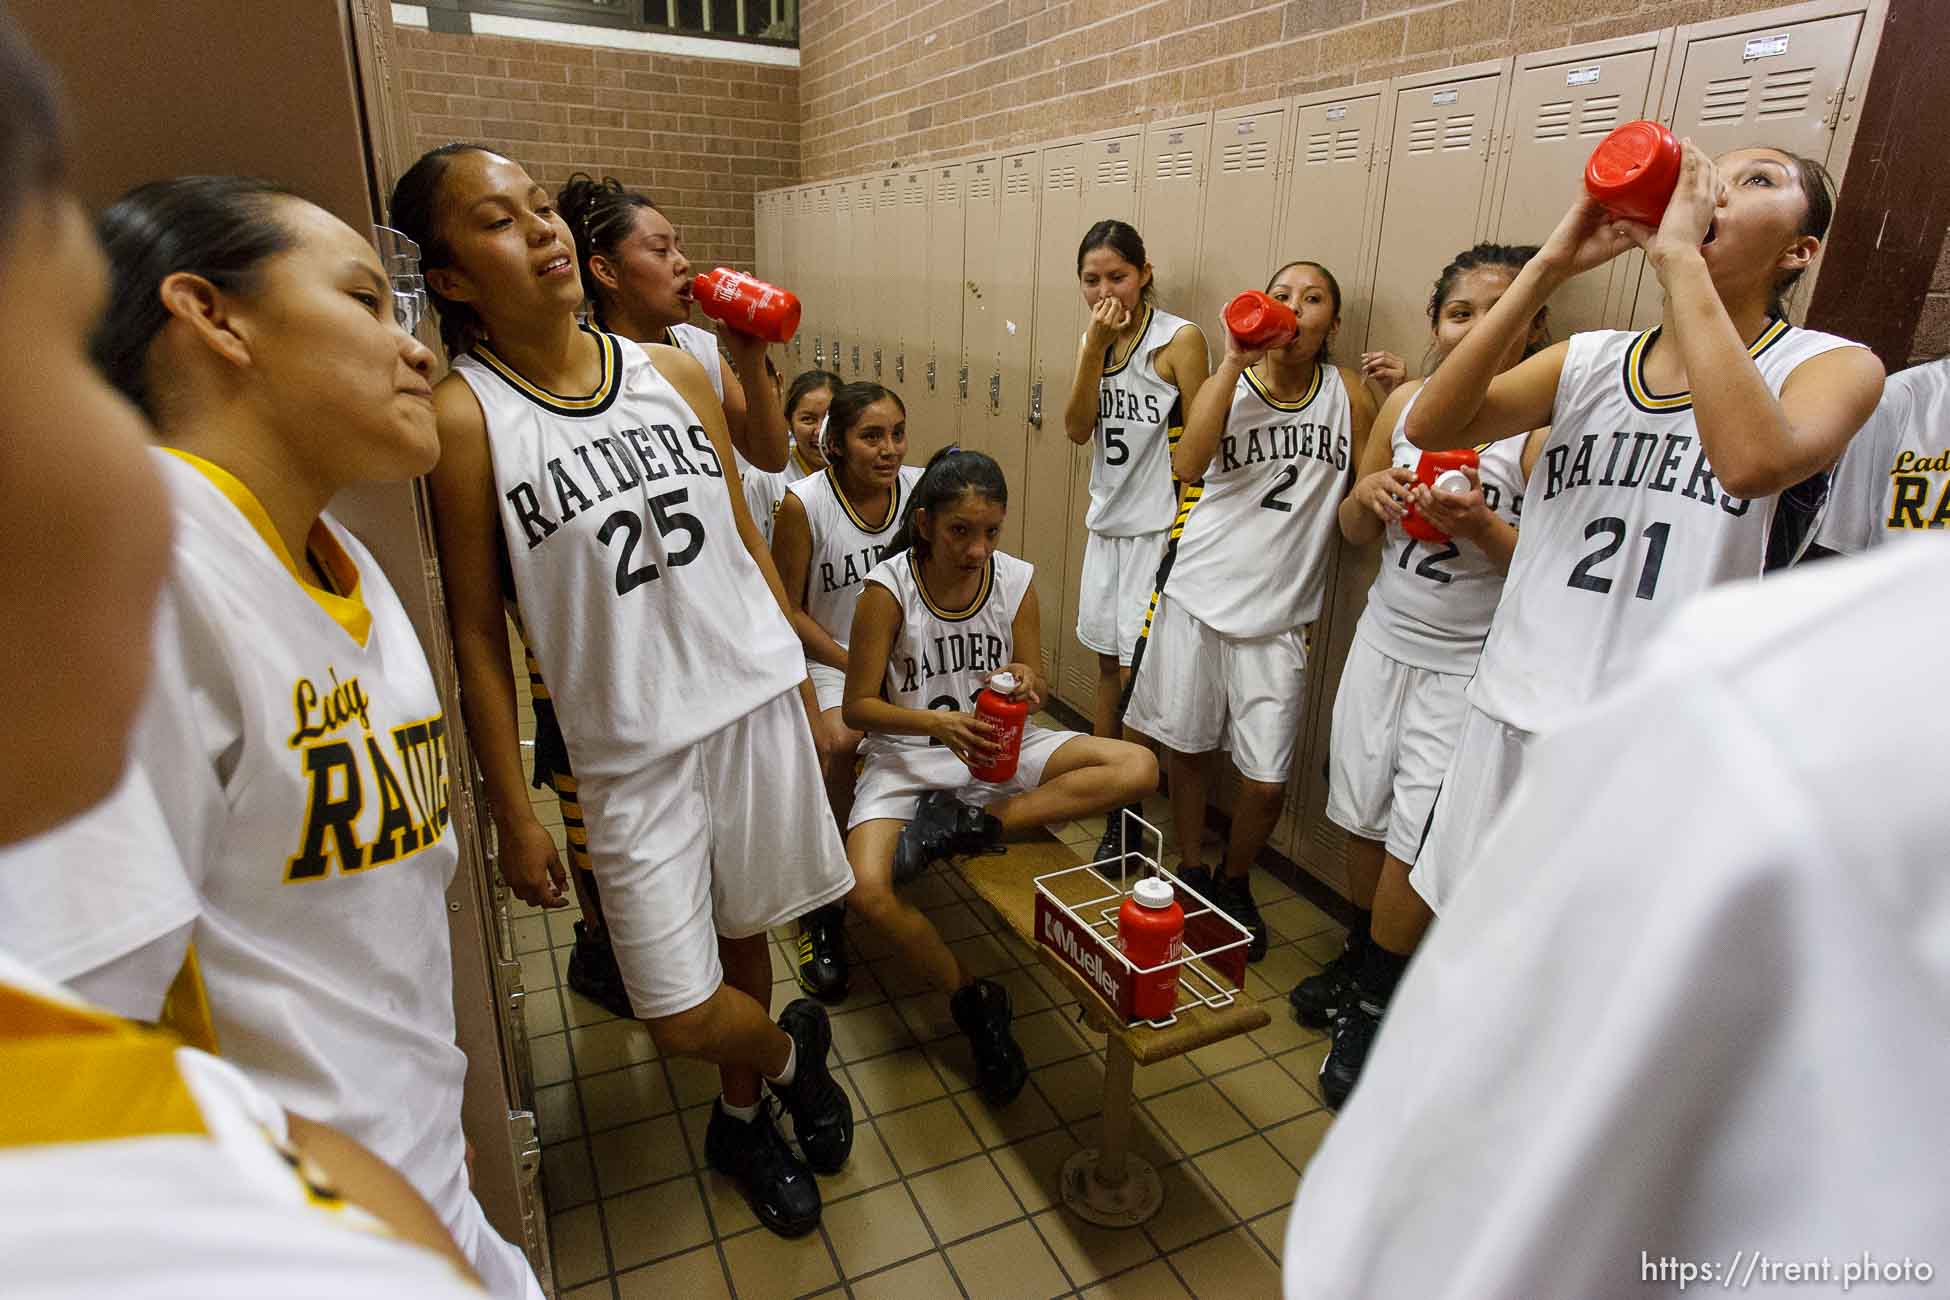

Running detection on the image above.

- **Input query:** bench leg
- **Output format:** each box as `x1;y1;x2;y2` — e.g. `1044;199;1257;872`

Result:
1059;1037;1164;1228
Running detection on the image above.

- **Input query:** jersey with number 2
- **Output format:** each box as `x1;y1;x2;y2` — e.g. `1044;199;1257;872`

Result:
1467;322;1864;734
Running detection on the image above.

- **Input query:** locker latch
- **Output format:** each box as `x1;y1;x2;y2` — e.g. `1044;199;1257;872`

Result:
793;334;802;360
873;346;883;378
989;371;1000;413
852;345;861;371
508;1110;541;1180
814;337;824;368
959;365;969;399
927;357;937;391
1029;381;1043;428
896;351;905;383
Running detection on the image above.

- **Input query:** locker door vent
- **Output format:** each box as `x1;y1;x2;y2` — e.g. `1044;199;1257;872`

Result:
1334;128;1361;162
969;172;995;201
1155;148;1195;182
1758;65;1816;118
1006;167;1033;197
1442;113;1476;150
1306;130;1333;164
1406;117;1439;155
1535;99;1573;141
1306;129;1362;165
1219;139;1272;173
1045;163;1078;192
904;178;925;206
1580;94;1622;135
935;173;960;205
1699;74;1754;123
1095;157;1133;187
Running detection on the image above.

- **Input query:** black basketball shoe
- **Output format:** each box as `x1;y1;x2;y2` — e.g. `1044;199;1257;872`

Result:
564;920;635;1021
765;998;854;1174
1319;995;1385;1110
704;1099;821;1238
1092;802;1145;869
1289;929;1367;1028
794;904;850;1004
950;977;1028;1106
1214;872;1269;963
892;790;1004;884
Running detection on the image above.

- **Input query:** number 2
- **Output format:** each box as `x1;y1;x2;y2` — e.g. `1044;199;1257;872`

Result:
1103;425;1129;465
1567;516;1670;601
1260;464;1299;512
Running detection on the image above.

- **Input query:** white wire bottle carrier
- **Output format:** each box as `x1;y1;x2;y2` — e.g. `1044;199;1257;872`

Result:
1032;807;1252;1028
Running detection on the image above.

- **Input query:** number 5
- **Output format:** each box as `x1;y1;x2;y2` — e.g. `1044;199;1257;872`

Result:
1103;425;1129;465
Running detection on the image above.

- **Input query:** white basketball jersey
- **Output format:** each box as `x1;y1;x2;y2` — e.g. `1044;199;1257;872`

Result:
1469;322;1866;733
666;321;725;402
453;330;802;778
1355;388;1528;674
1818;357;1950;554
860;550;1034;755
790;464;924;645
1089;306;1197;536
1163;364;1352;636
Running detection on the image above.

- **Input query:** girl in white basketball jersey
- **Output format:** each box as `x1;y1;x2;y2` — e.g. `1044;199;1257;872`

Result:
393;145;856;1239
1815;355;1950;554
842;448;1157;1105
1125;260;1376;963
1306;243;1551;1108
771;382;922;1002
1061;222;1208;766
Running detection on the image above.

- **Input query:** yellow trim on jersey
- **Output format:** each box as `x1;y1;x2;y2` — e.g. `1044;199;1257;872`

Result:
159;943;220;1055
473;327;622;416
824;467;904;534
1243;360;1323;413
0;980;207;1146
910;553;995;622
1624;318;1789;414
164;450;373;646
790;444;820;477
1100;305;1156;377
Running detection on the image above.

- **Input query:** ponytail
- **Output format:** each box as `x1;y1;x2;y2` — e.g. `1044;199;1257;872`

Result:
884;445;1008;560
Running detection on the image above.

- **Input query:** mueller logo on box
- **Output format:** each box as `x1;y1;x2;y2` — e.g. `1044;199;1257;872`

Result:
1036;890;1131;1017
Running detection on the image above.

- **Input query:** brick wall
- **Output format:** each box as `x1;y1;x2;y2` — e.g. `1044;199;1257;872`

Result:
392;26;798;273
800;0;1794;180
1917;233;1950;361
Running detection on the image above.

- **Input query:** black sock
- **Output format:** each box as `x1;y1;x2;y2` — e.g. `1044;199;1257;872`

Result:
1348;908;1373;954
1356;941;1409;1005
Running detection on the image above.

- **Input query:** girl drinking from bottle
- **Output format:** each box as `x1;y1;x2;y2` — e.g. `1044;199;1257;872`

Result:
393;144;855;1240
842;447;1156;1106
1124;260;1375;965
1061;221;1207;859
1306;243;1550;1109
1308;145;1881;1116
770;380;922;1001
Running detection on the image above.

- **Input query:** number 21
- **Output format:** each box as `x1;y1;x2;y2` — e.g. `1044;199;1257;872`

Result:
1566;516;1670;600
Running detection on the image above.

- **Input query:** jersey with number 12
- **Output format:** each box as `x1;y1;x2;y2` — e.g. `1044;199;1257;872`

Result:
454;328;802;778
1468;322;1864;734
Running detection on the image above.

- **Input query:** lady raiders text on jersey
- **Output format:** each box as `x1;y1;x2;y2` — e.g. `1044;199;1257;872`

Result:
1089;306;1196;536
1355;390;1527;674
1468;321;1866;734
860;550;1034;755
1818;357;1950;553
1160;364;1352;637
454;328;802;778
790;464;924;647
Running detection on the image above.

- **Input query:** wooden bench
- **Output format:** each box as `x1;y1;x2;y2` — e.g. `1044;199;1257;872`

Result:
953;835;1270;1227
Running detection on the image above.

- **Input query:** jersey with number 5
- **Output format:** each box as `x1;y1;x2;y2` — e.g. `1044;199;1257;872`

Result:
1088;305;1196;537
1162;363;1351;637
1468;322;1866;734
455;329;802;777
1353;389;1526;675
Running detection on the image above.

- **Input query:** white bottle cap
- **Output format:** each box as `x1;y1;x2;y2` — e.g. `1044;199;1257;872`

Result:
1132;876;1175;908
1433;469;1473;495
989;671;1017;694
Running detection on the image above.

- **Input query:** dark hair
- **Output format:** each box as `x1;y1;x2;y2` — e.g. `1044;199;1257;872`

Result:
1076;219;1154;304
1762;147;1836;321
824;381;905;467
388;142;495;356
93;176;301;417
556;172;662;329
785;368;842;422
1423;242;1550;370
0;13;63;236
1265;260;1342;363
884;445;1008;560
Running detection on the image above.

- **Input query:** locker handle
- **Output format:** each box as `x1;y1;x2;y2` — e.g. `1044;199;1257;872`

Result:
873;346;882;378
814;337;824;368
989;371;1000;414
1029;380;1043;428
928;357;937;391
852;344;861;372
896;351;905;383
959;366;969;399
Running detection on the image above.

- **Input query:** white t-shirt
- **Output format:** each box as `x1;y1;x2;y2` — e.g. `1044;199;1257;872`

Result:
0;953;485;1299
1285;542;1950;1298
1817;357;1950;553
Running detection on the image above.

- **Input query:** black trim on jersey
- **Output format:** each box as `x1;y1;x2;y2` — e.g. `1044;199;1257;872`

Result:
1118;480;1203;713
1763;468;1831;574
1242;360;1324;413
826;467;906;534
470;326;624;419
1101;305;1156;377
1621;318;1789;415
910;553;994;622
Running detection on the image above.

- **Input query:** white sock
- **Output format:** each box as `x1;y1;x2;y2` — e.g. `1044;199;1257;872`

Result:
766;1038;798;1087
720;1095;762;1123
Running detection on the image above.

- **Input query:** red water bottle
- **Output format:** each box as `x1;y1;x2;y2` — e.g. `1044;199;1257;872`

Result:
1402;448;1479;543
692;267;802;344
1223;289;1298;350
1584;120;1683;227
1118;876;1185;1021
967;672;1028;783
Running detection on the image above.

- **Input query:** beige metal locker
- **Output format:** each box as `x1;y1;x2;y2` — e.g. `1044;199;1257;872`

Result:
1194;101;1288;341
870;174;901;386
807;184;835;372
1136;113;1210;324
776;188;807;371
894;170;934;455
1276;82;1389;361
833;179;864;379
925;163;968;449
1366;61;1511;366
1627;0;1883;328
960;157;1002;474
1056;130;1145;714
987;148;1043;559
1490;34;1673;340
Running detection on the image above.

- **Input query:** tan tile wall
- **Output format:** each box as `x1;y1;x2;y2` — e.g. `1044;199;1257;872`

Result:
392;26;800;273
1917;234;1950;362
798;0;1794;181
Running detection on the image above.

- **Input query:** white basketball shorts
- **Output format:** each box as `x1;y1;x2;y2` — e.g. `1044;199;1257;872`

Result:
1324;635;1474;864
575;687;854;1019
1407;703;1535;914
849;725;1084;829
1123;592;1307;784
1076;529;1168;665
